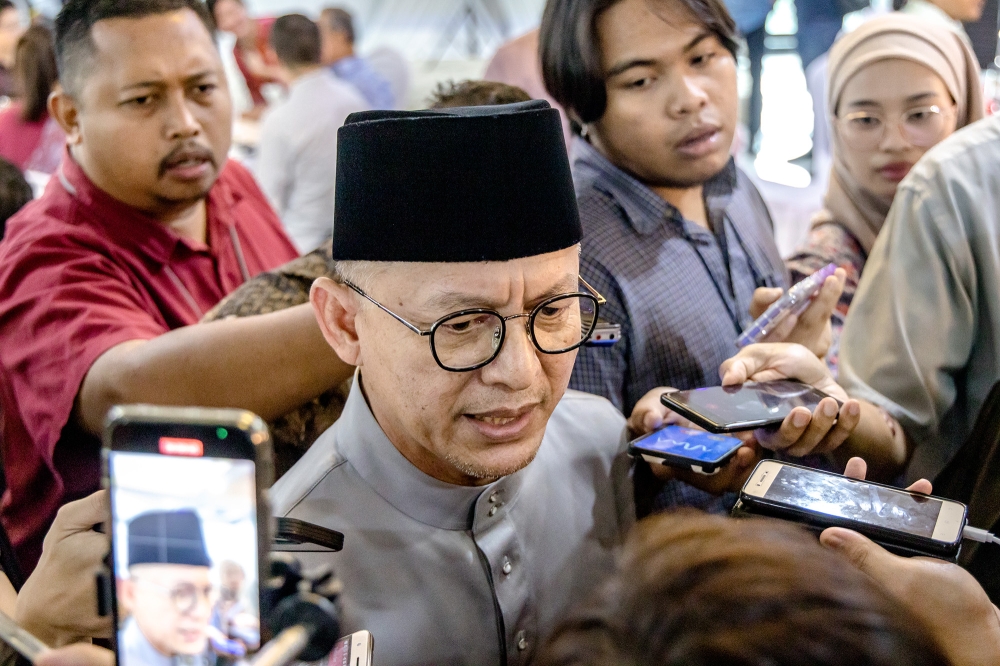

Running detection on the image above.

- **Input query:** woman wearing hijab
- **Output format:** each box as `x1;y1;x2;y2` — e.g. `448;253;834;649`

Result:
786;13;983;374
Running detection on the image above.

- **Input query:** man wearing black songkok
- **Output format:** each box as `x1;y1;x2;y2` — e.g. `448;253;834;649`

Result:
270;101;844;666
118;510;214;666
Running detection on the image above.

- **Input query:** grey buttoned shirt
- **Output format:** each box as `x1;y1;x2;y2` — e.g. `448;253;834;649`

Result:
270;379;634;666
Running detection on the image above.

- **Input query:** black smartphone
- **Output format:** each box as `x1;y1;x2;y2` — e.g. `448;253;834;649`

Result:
323;630;373;666
660;380;837;433
736;460;967;561
628;425;744;474
103;405;274;666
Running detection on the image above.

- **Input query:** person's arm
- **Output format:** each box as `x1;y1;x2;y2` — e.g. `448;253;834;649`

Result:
839;180;976;477
76;303;353;435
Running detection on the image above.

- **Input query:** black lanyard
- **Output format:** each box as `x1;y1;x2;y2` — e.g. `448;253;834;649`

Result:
682;216;768;337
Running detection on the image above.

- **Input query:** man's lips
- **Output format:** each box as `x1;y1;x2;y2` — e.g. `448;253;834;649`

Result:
878;161;913;182
676;125;722;158
160;145;216;180
464;404;538;439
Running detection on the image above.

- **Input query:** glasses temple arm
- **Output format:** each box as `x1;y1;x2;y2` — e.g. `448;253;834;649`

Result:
342;280;431;336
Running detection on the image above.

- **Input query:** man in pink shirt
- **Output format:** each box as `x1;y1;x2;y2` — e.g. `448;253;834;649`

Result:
0;0;352;572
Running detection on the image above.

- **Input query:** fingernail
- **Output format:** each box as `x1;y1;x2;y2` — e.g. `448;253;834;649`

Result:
847;402;860;416
821;532;843;549
792;411;810;427
822;401;837;417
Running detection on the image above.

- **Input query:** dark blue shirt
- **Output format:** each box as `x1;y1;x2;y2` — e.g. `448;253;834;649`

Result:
569;138;787;511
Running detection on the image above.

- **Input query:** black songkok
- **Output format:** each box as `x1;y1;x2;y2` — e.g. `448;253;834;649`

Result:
128;509;212;568
332;100;582;263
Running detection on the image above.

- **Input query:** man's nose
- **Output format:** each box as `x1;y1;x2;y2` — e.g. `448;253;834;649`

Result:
164;91;201;140
479;317;537;391
668;75;710;117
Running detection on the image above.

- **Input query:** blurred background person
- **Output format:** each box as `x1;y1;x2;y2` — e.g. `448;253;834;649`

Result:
0;1;23;99
208;0;282;117
786;14;982;374
318;6;395;110
256;13;367;254
724;0;773;154
0;24;64;175
0;156;31;239
897;0;985;41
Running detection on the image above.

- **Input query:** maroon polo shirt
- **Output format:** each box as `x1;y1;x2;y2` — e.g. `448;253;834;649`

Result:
0;152;298;573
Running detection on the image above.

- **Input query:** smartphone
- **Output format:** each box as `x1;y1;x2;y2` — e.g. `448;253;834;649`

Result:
737;460;967;561
585;319;622;347
325;630;373;666
628;425;743;474
736;263;838;348
103;405;274;666
660;380;837;433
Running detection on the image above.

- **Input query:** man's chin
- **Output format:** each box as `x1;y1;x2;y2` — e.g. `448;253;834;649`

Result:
446;436;543;482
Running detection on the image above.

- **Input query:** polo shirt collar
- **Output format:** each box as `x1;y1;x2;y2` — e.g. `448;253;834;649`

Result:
338;374;526;531
56;148;243;267
571;136;738;237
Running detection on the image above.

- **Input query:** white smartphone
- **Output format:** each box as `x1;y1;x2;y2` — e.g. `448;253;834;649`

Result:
324;630;373;666
738;460;967;561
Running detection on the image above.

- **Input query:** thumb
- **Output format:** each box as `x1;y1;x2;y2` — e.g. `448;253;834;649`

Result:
37;645;115;666
820;527;899;581
51;490;110;534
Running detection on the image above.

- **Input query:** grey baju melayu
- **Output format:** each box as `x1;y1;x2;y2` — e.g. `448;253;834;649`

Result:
270;379;634;666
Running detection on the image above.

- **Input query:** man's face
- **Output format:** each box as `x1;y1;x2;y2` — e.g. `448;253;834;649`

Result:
0;7;23;66
590;0;738;189
319;22;352;65
124;564;213;656
60;9;232;217
212;0;247;34
327;247;581;486
935;0;985;21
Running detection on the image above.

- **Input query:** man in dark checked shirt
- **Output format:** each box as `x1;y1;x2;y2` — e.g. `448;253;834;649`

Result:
540;0;844;511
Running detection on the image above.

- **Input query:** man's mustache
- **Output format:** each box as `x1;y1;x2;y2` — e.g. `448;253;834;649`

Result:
159;143;217;178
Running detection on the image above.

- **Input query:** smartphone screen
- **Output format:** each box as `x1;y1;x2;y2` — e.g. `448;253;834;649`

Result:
759;464;957;541
107;418;263;666
630;426;742;464
664;380;832;430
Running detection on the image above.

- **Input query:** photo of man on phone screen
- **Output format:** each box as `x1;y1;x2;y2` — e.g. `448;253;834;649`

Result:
117;510;215;666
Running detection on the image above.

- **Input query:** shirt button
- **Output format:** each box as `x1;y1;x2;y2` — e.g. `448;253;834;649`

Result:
489;492;499;504
516;631;527;651
488;506;498;517
502;557;512;575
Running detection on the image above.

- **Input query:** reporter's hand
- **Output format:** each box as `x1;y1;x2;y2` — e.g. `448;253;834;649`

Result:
823;458;1000;666
627;386;696;437
720;343;861;456
750;268;845;358
16;491;113;646
36;645;115;666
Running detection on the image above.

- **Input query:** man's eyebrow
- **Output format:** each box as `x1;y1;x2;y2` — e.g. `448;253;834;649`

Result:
119;70;217;92
423;276;581;314
606;58;658;79
683;31;714;53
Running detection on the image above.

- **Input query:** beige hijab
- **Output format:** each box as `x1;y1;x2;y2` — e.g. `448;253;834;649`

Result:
819;13;984;254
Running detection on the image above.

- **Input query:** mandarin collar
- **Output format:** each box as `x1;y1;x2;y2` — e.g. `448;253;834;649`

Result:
338;375;526;531
55;148;244;267
571;136;738;237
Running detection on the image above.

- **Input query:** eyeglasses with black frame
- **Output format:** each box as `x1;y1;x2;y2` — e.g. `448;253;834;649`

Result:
343;277;606;372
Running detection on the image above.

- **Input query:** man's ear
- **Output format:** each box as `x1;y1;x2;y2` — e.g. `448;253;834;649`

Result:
311;277;363;367
49;86;82;146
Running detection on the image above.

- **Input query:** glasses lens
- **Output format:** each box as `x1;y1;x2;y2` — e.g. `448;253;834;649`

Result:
532;295;597;353
840;112;883;149
432;311;504;370
171;583;210;614
901;106;945;147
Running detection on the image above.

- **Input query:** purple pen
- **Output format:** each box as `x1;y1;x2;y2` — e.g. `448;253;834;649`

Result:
736;263;838;348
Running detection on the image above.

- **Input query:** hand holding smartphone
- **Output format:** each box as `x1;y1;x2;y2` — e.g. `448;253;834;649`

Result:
660;380;837;433
103;405;273;666
736;460;967;561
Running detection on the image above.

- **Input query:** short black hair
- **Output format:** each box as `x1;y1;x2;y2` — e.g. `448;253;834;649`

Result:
206;0;242;21
55;0;217;97
269;14;321;67
540;0;738;131
428;80;532;109
0;1;16;14
320;6;354;44
0;158;32;241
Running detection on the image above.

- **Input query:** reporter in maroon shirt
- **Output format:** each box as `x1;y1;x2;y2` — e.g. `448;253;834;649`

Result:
0;0;354;573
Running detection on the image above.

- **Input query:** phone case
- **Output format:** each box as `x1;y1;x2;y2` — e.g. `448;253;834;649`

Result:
274;517;345;552
659;393;784;433
732;491;963;563
627;441;739;474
